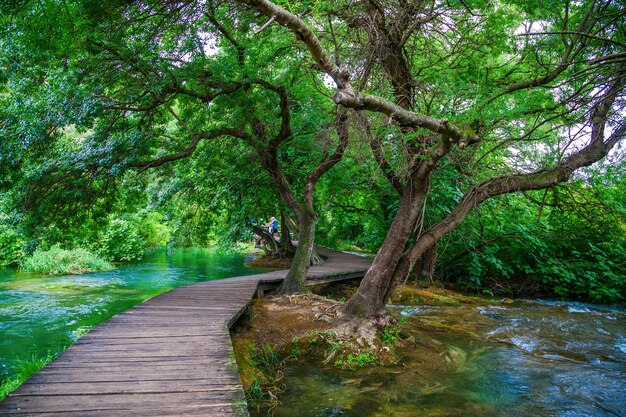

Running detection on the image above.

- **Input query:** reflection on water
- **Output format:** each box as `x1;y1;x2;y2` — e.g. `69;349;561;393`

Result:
0;248;266;383
272;300;625;417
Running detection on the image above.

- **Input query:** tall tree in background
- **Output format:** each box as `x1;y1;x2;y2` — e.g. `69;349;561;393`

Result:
238;0;626;322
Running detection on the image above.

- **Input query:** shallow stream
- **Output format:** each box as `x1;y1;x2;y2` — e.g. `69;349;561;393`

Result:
271;300;625;417
0;248;266;386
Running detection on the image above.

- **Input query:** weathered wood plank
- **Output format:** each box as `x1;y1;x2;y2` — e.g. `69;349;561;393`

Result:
3;404;244;417
2;391;244;412
14;381;242;396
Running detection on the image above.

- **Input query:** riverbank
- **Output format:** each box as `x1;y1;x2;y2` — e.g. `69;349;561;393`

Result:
231;281;626;417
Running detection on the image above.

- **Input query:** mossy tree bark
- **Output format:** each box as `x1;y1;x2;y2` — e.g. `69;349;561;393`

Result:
276;211;316;293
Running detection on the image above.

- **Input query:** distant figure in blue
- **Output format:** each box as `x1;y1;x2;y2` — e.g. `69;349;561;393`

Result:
269;216;279;235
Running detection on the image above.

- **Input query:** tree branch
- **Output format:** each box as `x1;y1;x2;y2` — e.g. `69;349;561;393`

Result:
251;79;292;147
519;30;626;49
236;0;479;147
206;1;245;67
355;111;405;195
128;128;251;171
405;67;626;263
305;109;350;207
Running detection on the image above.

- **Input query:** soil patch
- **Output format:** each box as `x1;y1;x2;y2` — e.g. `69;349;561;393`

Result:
246;256;292;269
234;294;337;352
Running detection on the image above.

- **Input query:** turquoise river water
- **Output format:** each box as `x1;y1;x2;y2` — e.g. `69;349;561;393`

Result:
0;248;267;388
271;300;625;417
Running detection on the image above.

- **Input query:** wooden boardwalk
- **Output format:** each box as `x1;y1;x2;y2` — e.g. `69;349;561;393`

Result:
0;248;370;416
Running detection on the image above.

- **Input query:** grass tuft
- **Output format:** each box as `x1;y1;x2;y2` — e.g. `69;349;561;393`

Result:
0;351;57;401
21;245;113;275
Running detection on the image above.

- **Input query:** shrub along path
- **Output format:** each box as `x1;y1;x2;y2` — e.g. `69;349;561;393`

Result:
0;248;370;416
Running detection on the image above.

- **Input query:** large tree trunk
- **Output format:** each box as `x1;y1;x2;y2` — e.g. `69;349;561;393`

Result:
276;211;316;294
341;176;428;321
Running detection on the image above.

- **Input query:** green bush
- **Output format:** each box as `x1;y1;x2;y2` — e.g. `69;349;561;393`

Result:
538;243;626;302
20;245;113;275
100;218;145;261
137;212;171;249
0;226;24;267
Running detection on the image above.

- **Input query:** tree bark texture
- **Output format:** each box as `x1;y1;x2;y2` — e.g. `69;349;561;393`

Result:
276;213;316;294
341;172;429;320
279;210;296;252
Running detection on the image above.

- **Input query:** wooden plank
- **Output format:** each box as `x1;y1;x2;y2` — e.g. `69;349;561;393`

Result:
29;369;236;383
14;381;242;396
1;403;246;417
2;391;244;413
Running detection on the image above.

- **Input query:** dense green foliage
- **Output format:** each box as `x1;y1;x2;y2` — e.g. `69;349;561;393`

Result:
0;225;24;267
21;245;113;275
438;174;626;301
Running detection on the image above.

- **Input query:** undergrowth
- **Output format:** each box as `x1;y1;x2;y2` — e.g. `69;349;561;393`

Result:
234;341;286;415
21;245;113;275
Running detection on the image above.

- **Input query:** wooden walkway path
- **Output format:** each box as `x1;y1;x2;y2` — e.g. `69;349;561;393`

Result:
0;248;370;416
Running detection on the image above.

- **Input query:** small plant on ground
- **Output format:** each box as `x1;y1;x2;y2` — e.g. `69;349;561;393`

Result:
380;326;402;345
20;245;113;275
234;340;286;415
252;343;280;370
334;352;378;369
245;378;264;403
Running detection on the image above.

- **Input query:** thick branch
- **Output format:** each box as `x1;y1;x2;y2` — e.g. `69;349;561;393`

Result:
257;149;303;218
237;0;342;82
252;225;280;253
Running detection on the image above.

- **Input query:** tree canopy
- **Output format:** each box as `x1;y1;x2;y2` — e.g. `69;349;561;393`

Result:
1;0;624;314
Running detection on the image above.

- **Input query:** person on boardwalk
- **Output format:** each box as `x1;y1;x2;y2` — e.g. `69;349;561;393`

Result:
268;216;279;236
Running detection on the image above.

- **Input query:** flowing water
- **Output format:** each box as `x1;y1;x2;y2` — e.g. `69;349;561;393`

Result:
3;253;624;415
272;300;625;417
0;248;267;387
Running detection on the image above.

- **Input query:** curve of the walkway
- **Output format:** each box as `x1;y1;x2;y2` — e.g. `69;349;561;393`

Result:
0;248;370;417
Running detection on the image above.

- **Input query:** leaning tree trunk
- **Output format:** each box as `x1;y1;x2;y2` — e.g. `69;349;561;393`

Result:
279;210;296;253
341;177;428;322
252;225;280;255
276;211;317;294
